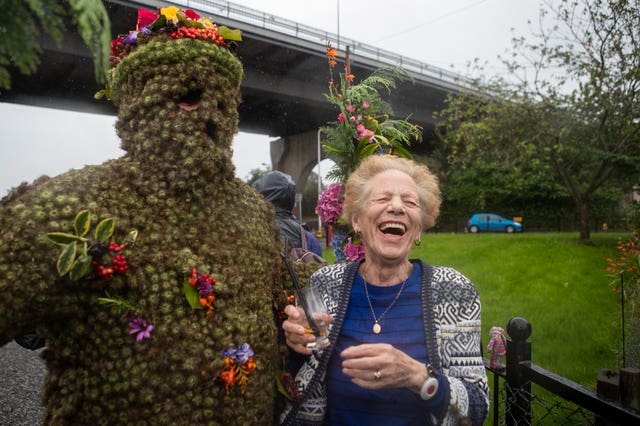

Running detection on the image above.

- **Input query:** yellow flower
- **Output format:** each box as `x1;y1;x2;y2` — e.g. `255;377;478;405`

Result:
160;6;180;23
201;17;216;29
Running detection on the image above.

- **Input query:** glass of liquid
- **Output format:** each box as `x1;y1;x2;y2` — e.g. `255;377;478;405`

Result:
296;286;330;351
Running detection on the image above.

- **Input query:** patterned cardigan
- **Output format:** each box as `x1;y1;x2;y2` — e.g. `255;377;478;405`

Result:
280;260;490;426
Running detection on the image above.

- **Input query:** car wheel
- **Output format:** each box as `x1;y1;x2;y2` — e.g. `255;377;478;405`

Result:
469;225;479;233
505;225;515;233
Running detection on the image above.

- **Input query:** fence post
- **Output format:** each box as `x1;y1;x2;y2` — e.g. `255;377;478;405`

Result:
505;317;532;426
620;367;640;411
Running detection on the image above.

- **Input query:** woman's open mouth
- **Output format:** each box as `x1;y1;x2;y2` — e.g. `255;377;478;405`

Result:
379;222;406;236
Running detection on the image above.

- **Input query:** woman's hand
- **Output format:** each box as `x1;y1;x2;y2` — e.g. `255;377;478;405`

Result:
282;304;324;355
340;343;427;393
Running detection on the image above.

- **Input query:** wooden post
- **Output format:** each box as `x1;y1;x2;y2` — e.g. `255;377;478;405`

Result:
596;369;620;426
597;369;620;402
620;367;640;411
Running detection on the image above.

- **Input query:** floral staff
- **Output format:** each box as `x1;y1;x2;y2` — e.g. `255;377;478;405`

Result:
318;42;423;261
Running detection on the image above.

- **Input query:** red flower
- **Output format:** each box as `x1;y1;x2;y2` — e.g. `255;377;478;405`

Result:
185;9;200;20
110;36;125;55
137;8;158;29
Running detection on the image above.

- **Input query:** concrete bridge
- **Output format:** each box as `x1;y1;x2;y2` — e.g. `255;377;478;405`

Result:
0;0;471;191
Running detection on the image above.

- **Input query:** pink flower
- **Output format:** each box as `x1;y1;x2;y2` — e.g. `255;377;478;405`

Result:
337;113;345;123
344;238;365;262
362;101;370;109
345;105;355;113
359;129;375;141
349;116;357;123
316;183;344;226
356;124;365;133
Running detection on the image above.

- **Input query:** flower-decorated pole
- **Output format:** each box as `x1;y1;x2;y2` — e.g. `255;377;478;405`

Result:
317;42;423;262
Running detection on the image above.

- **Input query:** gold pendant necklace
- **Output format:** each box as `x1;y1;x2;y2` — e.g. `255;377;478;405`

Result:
362;276;408;334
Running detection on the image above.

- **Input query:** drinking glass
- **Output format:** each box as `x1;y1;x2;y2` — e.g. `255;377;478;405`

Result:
295;286;330;351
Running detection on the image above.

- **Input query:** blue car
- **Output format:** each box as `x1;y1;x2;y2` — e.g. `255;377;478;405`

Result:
466;213;523;233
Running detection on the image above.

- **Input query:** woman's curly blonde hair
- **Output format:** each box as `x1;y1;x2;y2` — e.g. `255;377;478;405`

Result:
341;154;441;230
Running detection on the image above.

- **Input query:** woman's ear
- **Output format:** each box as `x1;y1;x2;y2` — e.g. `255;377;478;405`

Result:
351;214;361;234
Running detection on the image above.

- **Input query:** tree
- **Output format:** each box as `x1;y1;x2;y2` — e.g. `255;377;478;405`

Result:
243;164;272;186
0;0;111;91
435;0;640;241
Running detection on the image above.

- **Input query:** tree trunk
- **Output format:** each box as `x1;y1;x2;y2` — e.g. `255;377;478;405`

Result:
577;197;592;242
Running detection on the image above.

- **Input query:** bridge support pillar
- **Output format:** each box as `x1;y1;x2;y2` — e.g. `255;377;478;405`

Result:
270;129;321;193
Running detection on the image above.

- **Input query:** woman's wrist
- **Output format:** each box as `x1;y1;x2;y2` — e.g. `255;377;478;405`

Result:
409;361;430;394
419;364;439;400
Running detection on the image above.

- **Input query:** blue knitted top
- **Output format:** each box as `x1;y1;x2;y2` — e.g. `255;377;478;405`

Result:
324;263;449;425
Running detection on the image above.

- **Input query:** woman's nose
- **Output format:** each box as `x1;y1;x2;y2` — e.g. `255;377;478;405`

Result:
388;196;405;213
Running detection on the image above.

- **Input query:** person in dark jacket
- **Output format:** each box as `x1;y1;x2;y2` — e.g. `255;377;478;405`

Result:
253;171;322;256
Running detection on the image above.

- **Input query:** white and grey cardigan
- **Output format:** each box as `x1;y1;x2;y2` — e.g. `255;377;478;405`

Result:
280;260;490;426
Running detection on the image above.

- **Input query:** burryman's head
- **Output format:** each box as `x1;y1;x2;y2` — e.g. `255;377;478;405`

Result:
104;6;244;182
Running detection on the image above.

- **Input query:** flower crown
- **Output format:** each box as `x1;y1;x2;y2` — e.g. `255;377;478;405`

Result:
109;6;242;69
97;6;243;102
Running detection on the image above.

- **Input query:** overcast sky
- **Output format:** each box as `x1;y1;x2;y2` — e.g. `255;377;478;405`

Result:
0;0;543;196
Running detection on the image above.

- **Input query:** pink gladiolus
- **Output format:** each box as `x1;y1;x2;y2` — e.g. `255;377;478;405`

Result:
337;113;345;123
316;184;344;226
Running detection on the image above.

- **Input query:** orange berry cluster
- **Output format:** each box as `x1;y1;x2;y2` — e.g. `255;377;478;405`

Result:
170;27;228;47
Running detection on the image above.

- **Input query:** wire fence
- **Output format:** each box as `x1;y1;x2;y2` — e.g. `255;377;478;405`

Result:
497;381;597;426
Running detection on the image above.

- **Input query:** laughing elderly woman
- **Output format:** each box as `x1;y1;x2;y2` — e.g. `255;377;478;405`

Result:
280;154;489;426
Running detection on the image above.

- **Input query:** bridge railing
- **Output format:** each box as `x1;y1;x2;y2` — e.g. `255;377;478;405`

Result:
176;0;473;88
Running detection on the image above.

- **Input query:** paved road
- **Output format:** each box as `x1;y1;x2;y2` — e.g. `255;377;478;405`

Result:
0;342;45;426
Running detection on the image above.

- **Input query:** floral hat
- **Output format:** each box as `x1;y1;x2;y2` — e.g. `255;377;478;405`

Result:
99;6;243;103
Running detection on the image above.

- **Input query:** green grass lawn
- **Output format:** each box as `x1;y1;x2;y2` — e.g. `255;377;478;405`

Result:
324;232;630;389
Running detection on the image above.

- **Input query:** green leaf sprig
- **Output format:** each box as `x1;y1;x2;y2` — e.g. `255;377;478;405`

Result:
47;210;136;281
